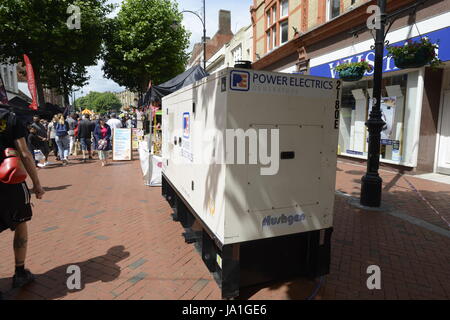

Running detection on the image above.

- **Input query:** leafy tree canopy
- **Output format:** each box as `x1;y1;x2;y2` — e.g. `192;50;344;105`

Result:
103;0;190;93
75;91;121;114
0;0;113;105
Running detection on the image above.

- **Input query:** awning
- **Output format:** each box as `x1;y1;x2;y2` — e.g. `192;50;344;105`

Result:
143;64;209;106
82;109;94;115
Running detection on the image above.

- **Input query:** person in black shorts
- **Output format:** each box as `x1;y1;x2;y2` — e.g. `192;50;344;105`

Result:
0;106;45;298
77;114;95;162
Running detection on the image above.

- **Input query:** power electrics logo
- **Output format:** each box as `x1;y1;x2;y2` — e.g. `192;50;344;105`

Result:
230;70;250;91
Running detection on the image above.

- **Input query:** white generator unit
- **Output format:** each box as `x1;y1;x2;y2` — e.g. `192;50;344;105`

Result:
161;67;341;298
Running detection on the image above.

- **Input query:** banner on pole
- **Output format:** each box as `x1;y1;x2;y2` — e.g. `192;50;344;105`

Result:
23;54;38;110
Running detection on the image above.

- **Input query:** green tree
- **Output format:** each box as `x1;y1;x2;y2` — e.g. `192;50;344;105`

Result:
0;0;113;107
92;92;122;114
75;91;102;110
103;0;190;95
76;92;121;114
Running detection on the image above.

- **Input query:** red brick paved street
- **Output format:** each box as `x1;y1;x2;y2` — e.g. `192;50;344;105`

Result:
0;156;449;300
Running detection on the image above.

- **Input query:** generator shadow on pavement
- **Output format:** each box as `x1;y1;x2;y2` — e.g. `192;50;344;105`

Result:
0;245;130;300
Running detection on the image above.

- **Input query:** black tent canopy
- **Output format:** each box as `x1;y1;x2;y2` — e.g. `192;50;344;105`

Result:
143;65;208;106
0;101;65;125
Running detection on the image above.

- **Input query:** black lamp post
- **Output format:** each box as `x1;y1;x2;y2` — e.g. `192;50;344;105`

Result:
360;0;386;207
181;1;207;70
352;0;427;207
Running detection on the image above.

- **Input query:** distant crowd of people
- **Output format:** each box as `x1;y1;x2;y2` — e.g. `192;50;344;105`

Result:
0;106;142;298
27;112;136;167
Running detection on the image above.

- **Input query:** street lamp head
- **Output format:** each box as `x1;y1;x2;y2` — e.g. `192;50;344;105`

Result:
171;21;180;30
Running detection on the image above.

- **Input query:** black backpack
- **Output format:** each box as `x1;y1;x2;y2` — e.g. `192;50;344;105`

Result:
0;108;15;163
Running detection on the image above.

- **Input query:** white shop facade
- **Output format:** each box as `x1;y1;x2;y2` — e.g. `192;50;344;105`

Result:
308;12;450;174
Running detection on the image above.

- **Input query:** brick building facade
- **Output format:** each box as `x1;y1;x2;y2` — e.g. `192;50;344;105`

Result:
188;10;234;69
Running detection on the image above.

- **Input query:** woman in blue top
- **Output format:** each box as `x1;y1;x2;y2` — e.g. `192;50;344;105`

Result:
54;114;70;165
93;118;112;167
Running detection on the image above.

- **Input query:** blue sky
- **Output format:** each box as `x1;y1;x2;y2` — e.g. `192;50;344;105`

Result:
78;0;252;97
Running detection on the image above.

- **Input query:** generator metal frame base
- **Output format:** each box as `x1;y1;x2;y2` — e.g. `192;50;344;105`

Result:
162;173;333;299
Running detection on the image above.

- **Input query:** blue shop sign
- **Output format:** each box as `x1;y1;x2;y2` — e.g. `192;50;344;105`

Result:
310;26;450;79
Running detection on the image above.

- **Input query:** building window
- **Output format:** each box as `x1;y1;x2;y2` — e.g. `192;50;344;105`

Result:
273;6;277;24
232;45;242;64
281;21;289;44
272;26;277;48
327;0;341;21
267;31;271;51
281;0;289;18
267;11;271;27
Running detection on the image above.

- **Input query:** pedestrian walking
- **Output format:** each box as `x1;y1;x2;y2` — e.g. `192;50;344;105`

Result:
30;115;50;166
27;126;43;167
0;106;45;299
78;115;95;162
91;115;99;159
47;115;59;161
106;113;122;134
54;114;70;165
66;113;77;156
126;117;133;129
106;113;122;151
40;119;48;130
94;118;112;167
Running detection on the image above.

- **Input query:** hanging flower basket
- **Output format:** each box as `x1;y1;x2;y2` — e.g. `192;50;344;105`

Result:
387;37;442;69
335;61;373;82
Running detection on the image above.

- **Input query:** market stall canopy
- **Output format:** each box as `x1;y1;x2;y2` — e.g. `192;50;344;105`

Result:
143;65;209;106
8;96;30;109
81;109;94;115
0;102;55;124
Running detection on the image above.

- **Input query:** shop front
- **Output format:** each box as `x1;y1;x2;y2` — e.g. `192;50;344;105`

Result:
308;14;450;173
437;67;450;175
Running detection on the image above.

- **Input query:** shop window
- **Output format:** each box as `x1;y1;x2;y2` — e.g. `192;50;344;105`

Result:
326;0;341;21
338;74;409;164
281;0;289;18
281;21;289;44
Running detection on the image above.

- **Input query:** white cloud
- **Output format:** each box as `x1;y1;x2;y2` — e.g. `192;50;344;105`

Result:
81;0;253;95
